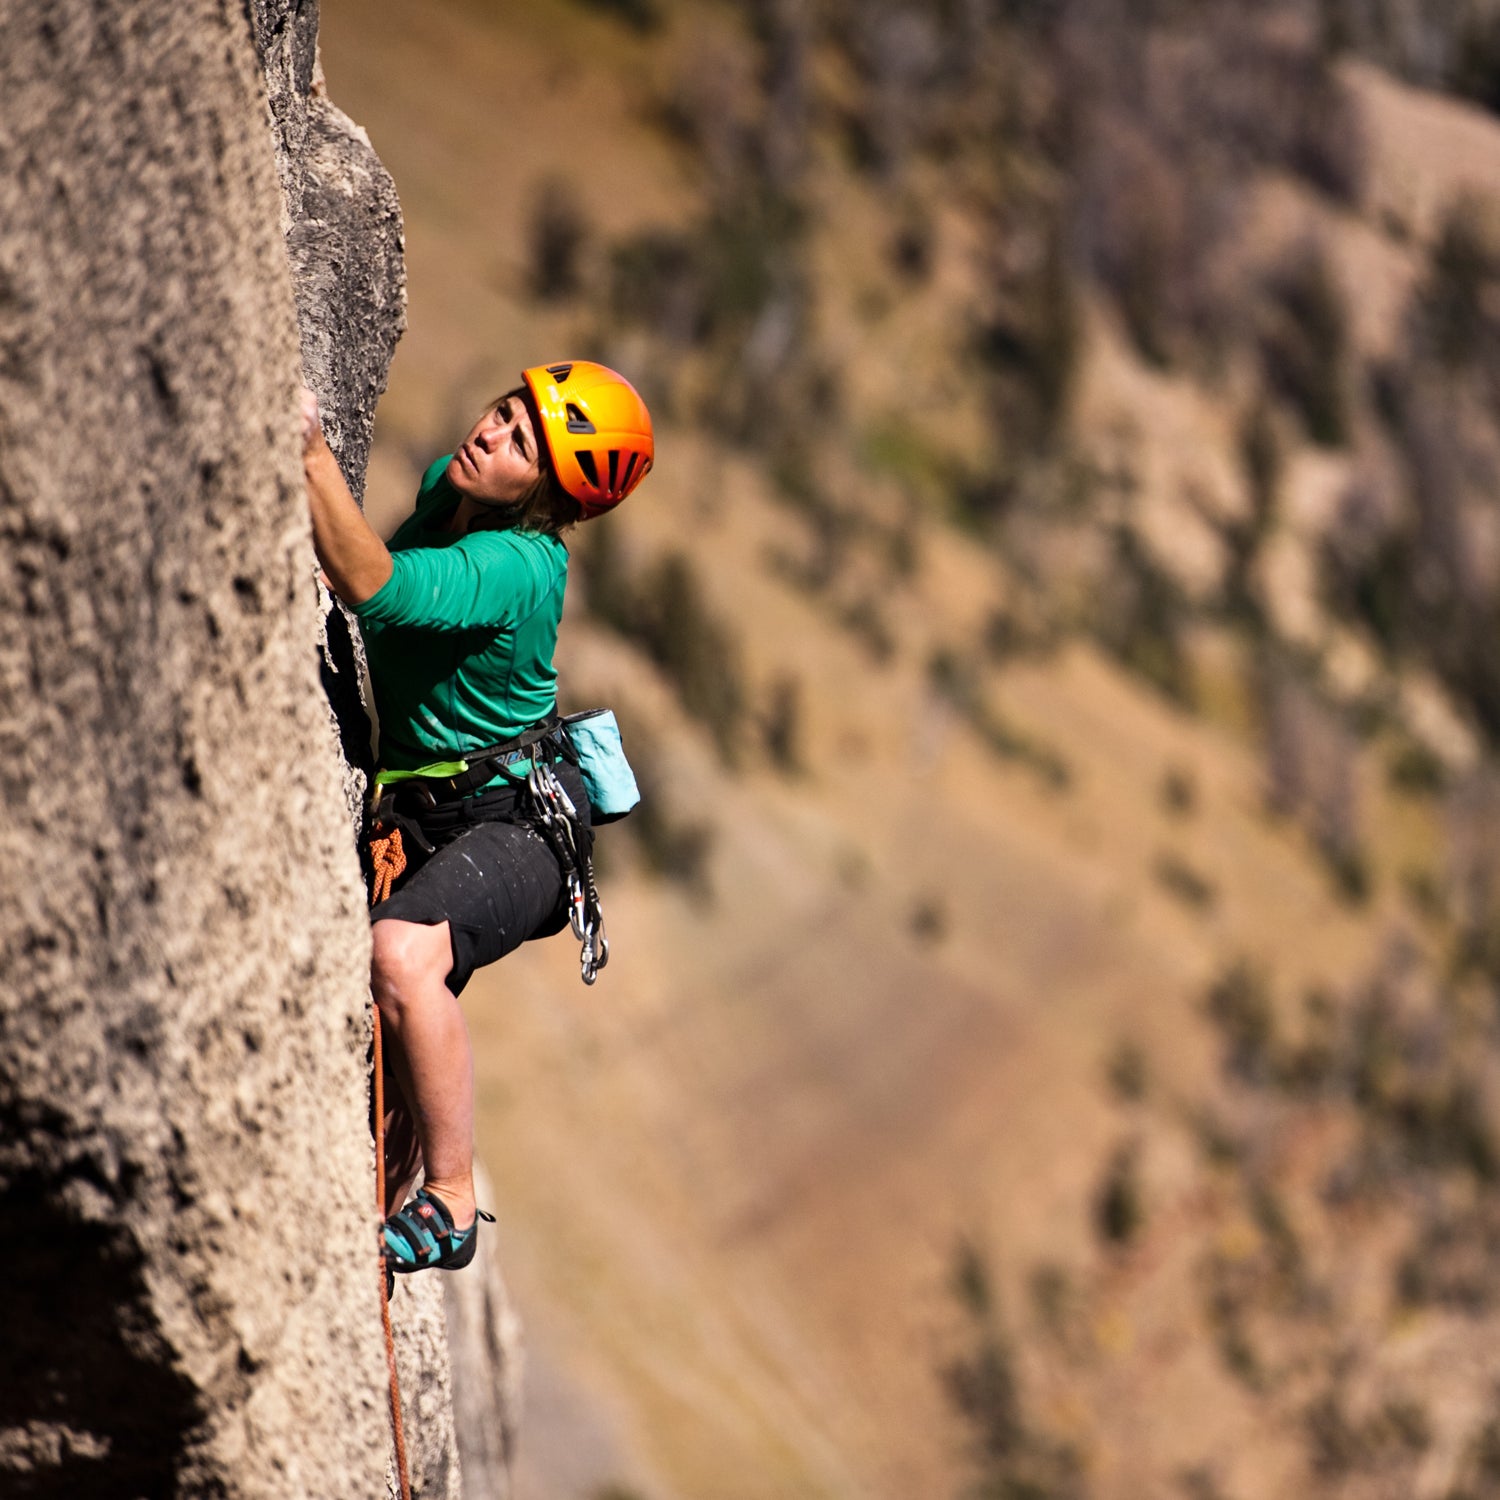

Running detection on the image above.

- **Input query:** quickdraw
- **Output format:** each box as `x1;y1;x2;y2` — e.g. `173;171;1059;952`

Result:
522;762;609;985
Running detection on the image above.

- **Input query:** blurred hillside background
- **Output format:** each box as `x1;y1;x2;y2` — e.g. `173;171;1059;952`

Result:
321;2;1500;1497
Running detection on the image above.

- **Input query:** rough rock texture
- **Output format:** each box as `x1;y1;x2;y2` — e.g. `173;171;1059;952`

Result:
444;1162;525;1499
247;0;407;834
389;1275;465;1499
0;3;520;1493
251;19;525;1499
0;1;387;1495
252;12;520;1496
250;0;404;503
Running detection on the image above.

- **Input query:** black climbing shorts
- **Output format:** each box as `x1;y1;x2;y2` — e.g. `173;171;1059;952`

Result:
370;761;591;996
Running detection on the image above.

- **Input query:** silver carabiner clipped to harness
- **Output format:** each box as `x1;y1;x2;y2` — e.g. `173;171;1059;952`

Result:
580;923;609;985
526;760;611;986
567;872;587;940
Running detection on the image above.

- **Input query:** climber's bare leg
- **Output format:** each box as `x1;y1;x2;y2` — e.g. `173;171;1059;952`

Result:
380;1092;424;1219
370;918;476;1229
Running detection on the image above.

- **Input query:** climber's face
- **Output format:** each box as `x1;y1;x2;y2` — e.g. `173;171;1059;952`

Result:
447;393;542;506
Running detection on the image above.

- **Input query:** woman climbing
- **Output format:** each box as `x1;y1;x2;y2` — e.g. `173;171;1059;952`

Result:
300;361;653;1276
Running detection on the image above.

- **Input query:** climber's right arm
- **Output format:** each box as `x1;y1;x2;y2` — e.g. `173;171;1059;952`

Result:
300;387;393;606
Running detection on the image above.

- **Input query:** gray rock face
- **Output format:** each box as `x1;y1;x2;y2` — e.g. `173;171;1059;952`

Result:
0;2;516;1493
284;91;405;503
444;1162;525;1500
0;1;388;1495
390;1274;465;1499
252;22;525;1500
284;88;406;828
249;0;408;834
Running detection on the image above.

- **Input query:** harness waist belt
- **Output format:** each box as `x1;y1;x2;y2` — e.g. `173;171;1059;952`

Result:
374;716;569;805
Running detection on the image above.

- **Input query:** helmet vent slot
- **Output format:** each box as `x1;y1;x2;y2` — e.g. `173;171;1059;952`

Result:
565;403;596;435
546;363;574;383
607;449;620;492
576;450;600;488
620;452;640;492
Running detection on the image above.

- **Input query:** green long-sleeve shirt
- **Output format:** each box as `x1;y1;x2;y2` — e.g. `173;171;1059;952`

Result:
352;457;568;775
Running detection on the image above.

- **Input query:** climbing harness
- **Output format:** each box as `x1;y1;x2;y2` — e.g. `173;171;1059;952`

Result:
363;709;631;985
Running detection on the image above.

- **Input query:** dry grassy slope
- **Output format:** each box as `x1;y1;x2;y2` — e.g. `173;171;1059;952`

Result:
319;7;1485;1497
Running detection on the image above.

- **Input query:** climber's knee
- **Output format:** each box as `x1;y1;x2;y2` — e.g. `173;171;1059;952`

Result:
371;918;454;1018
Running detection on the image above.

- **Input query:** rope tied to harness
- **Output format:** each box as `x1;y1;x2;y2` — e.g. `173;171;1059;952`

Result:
369;823;407;907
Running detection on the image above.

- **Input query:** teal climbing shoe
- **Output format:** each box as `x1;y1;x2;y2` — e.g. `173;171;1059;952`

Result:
382;1187;495;1274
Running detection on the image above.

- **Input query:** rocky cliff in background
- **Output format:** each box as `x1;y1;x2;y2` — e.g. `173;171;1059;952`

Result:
0;2;515;1495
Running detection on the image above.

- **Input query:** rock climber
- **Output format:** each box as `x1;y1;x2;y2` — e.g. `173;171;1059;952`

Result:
300;361;653;1276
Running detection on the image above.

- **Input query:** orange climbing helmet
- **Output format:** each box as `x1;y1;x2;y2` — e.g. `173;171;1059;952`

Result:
521;360;654;519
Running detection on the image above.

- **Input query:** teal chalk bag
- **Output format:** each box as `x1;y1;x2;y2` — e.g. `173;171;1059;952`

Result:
563;709;640;823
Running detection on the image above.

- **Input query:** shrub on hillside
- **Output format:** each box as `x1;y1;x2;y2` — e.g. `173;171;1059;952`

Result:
1414;195;1500;369
1222;398;1283;622
1445;770;1500;978
972;205;1081;462
1094;1140;1145;1247
576;533;748;766
645;553;746;765
760;671;804;774
1240;399;1283;535
1405;193;1500;421
1320;0;1500;117
1205;959;1277;1086
1076;114;1188;368
1151;12;1367;203
1259;240;1351;448
608;717;715;899
1090;527;1195;707
941;1240;1088;1500
1258;656;1372;900
888;205;933;283
1159;764;1198;817
1363;344;1500;747
840;594;897;664
609;230;708;348
1318;469;1414;659
1153;850;1217;910
570;0;660;33
927;646;1072;788
1106;1038;1149;1103
1388;736;1448;795
527;177;588;302
573;520;639;636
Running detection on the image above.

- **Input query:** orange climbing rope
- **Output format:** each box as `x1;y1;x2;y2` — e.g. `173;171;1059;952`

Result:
369;824;407;907
374;1004;413;1500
